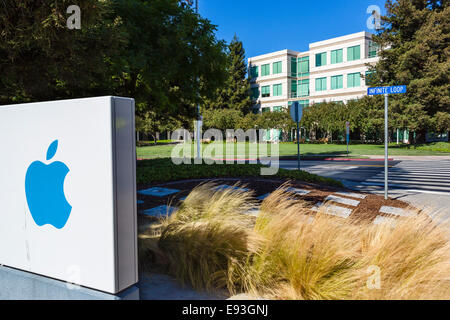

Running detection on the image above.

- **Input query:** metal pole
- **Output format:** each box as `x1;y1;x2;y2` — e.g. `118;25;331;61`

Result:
195;0;201;160
384;93;389;200
295;107;300;170
296;121;300;170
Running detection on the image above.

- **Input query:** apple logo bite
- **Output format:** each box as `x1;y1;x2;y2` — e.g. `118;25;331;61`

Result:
25;140;72;229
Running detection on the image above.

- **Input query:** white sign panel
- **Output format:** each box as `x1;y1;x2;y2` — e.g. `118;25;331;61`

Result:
0;96;138;294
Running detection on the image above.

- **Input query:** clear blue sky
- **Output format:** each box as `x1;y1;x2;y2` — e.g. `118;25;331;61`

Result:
200;0;387;58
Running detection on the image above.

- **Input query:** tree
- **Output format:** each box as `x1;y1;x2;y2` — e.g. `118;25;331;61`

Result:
257;110;295;142
370;0;449;141
202;108;242;132
109;0;228;121
135;108;183;145
0;0;228;125
204;34;252;113
0;0;119;104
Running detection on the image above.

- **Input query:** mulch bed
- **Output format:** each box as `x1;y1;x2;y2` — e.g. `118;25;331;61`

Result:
137;178;416;228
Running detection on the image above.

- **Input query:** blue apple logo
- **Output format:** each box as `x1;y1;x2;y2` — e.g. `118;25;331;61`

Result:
25;140;72;229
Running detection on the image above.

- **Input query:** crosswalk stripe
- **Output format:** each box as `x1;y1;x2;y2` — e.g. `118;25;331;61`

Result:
358;159;450;194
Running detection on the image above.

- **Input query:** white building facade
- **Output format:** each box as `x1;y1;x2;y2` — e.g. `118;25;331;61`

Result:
248;31;380;113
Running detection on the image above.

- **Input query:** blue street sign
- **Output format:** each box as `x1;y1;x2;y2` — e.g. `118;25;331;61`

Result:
368;85;407;96
290;102;303;123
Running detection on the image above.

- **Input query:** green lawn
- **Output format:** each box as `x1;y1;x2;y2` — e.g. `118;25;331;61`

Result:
137;158;342;187
137;142;450;159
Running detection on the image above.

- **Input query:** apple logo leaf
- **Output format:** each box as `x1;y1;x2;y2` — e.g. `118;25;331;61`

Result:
46;140;59;161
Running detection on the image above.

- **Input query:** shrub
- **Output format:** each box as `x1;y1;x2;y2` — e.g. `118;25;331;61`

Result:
157;183;262;293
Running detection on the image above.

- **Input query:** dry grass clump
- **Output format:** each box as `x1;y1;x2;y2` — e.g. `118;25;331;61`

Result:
157;183;263;293
352;213;450;300
141;183;450;300
248;187;363;299
247;186;450;300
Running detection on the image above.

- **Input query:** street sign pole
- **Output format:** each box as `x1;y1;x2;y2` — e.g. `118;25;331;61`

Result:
368;85;407;201
346;121;350;157
290;101;303;171
384;93;389;200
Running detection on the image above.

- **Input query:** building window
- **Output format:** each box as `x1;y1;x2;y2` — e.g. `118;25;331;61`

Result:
365;71;376;86
262;107;270;113
298;56;309;77
331;49;343;64
368;41;380;58
347;72;361;88
273;106;282;112
273;84;282;96
273;61;282;74
347;45;361;61
315;52;327;67
298;79;309;97
315;77;327;91
261;85;270;97
331;75;343;90
290;57;297;77
261;64;270;76
291;79;298;98
251;87;260;100
249;66;259;78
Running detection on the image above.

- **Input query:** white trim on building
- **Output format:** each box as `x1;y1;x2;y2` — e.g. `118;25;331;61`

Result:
248;31;380;113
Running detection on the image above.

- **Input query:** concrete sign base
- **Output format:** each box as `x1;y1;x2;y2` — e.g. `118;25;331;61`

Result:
0;265;139;300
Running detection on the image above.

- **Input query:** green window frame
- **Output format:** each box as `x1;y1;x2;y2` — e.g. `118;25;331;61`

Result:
315;52;327;67
273;61;282;74
249;66;259;78
331;49;343;64
262;107;270;113
261;64;270;76
347;45;361;61
261;85;270;97
347;72;361;88
251;87;260;100
298;56;310;77
331;75;343;90
298;79;309;97
368;41;380;58
273;83;282;96
315;77;327;91
290;57;297;77
291;79;298;98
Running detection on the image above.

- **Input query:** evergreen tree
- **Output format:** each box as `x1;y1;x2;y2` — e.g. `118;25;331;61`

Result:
205;34;252;114
370;0;449;141
227;35;252;113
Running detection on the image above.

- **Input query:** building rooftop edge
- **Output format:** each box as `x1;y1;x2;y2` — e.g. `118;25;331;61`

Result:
248;31;374;62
